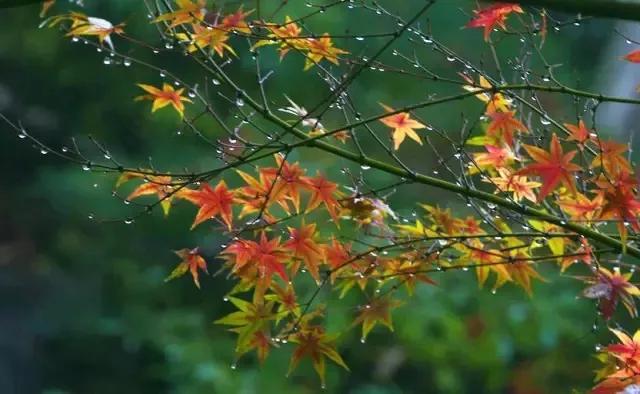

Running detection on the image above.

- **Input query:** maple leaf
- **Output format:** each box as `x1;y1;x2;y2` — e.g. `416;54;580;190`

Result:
559;237;592;272
252;16;305;59
460;241;511;291
528;219;565;260
222;233;289;301
265;282;300;322
557;192;604;222
583;267;640;320
592;329;640;394
48;12;124;51
466;3;524;41
154;0;206;28
302;33;349;71
564;119;593;148
506;251;544;296
379;103;427;150
354;297;403;342
165;248;208;288
215;296;276;360
218;6;254;34
323;238;354;279
456;216;485;235
180;181;235;230
422;205;459;235
395;219;437;238
341;195;396;228
234;169;276;219
306;173;342;223
486;110;527;146
260;154;311;213
591;139;632;176
515;133;581;202
487;168;540;203
624;49;640;63
283;223;324;283
593;171;640;247
176;24;237;57
135;83;193;118
126;175;177;216
381;258;437;295
469;144;517;174
287;325;349;387
460;73;512;114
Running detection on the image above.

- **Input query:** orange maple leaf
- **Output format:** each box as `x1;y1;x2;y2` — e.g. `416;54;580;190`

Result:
557;192;604;222
180;181;235;230
564;119;593;148
487;168;540;203
515;133;581;202
165;248;208;288
486;110;527;146
591;139;632;176
283;223;324;283
154;0;206;28
302;33;349;71
135;83;192;118
306;174;342;223
470;144;517;173
126;175;178;216
624;49;640;63
218;6;254;34
379;103;427;150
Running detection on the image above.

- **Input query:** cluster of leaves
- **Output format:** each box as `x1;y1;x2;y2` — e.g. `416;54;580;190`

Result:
28;0;640;391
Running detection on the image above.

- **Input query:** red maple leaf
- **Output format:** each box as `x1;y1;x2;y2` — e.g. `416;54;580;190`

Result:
515;133;581;202
466;3;524;41
181;181;235;230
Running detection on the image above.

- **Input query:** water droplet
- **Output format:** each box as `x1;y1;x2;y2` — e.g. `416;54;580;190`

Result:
123;199;131;205
540;118;551;126
235;97;245;107
17;133;26;139
360;337;366;343
165;42;174;50
61;146;69;153
491;289;497;294
230;363;237;370
103;57;112;65
40;149;48;155
360;165;371;170
355;36;364;41
223;296;229;302
188;90;196;98
88;213;95;220
446;56;456;62
211;79;220;86
123;58;132;67
159;70;166;78
124;218;134;225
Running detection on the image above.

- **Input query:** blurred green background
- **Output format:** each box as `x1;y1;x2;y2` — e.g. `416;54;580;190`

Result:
0;1;634;393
